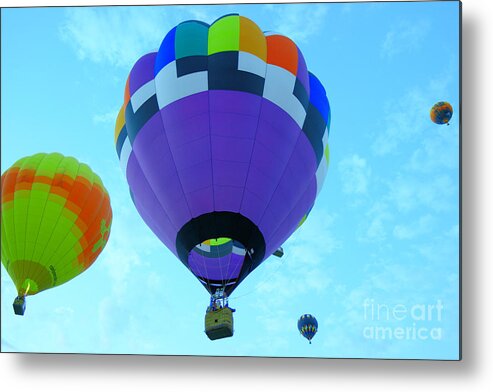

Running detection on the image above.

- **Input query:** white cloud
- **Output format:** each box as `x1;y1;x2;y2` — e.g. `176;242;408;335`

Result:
447;224;459;238
92;182;174;351
393;214;434;240
338;154;371;195
256;309;291;334
341;4;353;15
371;63;456;158
93;109;119;125
381;20;431;59
97;199;153;297
177;5;218;25
59;7;216;68
317;251;459;358
60;8;160;67
263;3;329;44
372;88;429;156
388;174;456;213
60;5;329;71
1;338;17;351
289;210;340;261
250;210;338;311
408;125;459;173
358;201;393;243
94;190;167;301
416;234;459;265
53;306;75;318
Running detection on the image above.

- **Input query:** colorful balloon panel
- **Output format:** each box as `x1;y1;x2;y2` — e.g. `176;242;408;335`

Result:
298;314;318;342
430;101;453;125
1;153;112;296
114;14;331;295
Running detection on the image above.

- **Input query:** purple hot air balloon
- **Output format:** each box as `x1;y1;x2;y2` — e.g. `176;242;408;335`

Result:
114;14;331;335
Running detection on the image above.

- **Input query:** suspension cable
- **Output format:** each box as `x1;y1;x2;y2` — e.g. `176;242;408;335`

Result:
229;248;289;300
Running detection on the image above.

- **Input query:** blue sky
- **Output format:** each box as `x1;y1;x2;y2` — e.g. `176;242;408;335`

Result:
1;1;460;359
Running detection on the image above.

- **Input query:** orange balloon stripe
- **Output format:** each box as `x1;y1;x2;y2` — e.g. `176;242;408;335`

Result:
1;167;20;204
68;182;111;268
78;201;112;269
266;35;299;76
49;185;71;200
124;75;131;107
53;172;75;191
75;197;111;268
2;168;111;262
14;169;36;194
66;176;92;209
73;184;104;229
33;175;53;186
75;192;105;242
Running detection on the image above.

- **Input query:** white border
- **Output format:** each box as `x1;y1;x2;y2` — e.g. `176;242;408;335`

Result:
1;0;492;391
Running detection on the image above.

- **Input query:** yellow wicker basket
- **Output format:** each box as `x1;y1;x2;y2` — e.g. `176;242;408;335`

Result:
205;307;234;340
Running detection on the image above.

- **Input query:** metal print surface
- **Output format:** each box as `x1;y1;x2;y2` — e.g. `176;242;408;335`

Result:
1;1;461;360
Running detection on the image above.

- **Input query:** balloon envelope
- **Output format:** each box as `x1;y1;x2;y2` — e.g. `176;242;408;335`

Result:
298;314;318;342
115;14;331;295
430;101;453;125
1;153;112;301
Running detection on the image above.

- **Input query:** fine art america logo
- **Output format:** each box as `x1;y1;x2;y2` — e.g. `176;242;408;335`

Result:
363;298;444;341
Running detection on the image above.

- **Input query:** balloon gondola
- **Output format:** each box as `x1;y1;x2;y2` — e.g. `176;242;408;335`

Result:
114;14;332;339
1;153;112;315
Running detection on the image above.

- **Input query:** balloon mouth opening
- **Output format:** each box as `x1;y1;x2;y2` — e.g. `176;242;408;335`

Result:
176;211;267;295
190;237;247;268
20;278;37;296
176;211;266;266
188;237;248;294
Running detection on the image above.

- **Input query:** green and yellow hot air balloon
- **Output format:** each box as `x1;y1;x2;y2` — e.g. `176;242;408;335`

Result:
1;153;112;315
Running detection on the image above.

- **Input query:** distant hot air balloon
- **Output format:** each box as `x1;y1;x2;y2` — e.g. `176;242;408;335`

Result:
1;153;112;315
114;14;331;339
298;314;318;344
430;101;453;125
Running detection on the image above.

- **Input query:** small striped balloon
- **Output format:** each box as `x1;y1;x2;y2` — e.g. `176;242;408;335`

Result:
298;314;318;343
1;153;112;314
